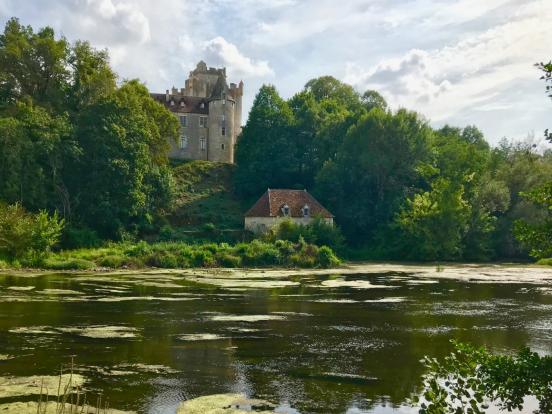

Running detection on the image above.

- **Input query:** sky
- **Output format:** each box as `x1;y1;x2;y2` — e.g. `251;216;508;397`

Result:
1;0;551;146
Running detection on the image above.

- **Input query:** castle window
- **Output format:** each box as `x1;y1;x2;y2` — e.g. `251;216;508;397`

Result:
282;204;290;217
221;127;226;136
179;115;187;127
221;144;225;150
179;135;188;149
200;137;206;151
199;116;207;128
302;205;310;217
221;114;225;121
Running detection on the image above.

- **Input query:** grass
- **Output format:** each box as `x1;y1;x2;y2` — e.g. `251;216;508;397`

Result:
35;239;341;270
537;257;552;266
167;160;245;230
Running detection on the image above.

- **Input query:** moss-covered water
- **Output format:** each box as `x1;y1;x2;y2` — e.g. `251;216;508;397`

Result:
1;265;551;413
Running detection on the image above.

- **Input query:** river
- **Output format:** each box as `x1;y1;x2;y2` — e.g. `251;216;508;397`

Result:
0;264;551;413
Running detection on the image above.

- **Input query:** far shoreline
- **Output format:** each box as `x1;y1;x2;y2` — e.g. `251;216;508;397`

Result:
2;262;552;284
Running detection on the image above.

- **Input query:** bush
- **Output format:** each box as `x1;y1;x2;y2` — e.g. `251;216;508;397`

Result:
216;252;242;267
0;203;64;262
43;257;96;270
318;245;341;268
267;217;345;252
537;258;552;266
146;250;179;268
61;226;101;249
97;254;127;268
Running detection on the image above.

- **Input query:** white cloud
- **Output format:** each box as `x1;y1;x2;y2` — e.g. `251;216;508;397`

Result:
202;36;274;78
84;0;150;44
345;0;552;132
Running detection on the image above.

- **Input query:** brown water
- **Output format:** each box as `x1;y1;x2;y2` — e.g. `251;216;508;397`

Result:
0;267;551;413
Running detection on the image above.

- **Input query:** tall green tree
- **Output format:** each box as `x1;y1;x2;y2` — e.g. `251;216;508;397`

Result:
316;108;433;245
234;85;296;197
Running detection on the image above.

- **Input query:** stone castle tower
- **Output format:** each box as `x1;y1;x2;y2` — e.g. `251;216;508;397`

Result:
151;61;243;163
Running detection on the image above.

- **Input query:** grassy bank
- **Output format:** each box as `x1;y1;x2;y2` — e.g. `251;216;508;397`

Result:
1;239;340;271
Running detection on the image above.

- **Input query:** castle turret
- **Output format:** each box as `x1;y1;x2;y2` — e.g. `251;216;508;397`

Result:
151;61;243;164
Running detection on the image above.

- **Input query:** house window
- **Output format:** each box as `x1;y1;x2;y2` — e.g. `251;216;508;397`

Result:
221;127;226;136
282;204;290;216
179;135;188;149
200;137;206;151
179;115;187;127
199;116;207;128
302;205;310;217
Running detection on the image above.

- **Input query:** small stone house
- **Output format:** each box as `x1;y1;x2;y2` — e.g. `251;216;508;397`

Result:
244;189;334;234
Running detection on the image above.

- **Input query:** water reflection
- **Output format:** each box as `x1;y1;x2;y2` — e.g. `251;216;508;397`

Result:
0;269;551;413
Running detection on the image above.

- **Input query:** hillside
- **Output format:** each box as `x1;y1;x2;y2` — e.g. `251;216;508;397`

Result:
168;160;245;230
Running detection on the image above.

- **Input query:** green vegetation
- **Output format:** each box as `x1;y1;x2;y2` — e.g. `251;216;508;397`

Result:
0;203;63;264
167;160;244;231
413;341;552;413
265;217;345;253
0;17;550;266
235;69;552;262
39;239;339;270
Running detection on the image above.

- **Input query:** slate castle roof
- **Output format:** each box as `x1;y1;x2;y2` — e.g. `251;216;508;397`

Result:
245;189;334;218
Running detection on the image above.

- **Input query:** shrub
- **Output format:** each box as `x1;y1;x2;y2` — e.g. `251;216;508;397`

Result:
0;203;64;262
267;217;345;252
61;226;101;249
318;245;341;268
537;258;552;266
43;257;96;270
216;252;242;267
146;250;179;268
191;249;215;267
98;255;127;268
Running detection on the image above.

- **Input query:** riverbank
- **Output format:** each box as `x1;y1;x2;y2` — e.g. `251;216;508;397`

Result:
0;240;340;271
2;262;552;284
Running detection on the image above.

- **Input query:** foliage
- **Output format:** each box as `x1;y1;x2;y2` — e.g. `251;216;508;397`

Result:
412;341;552;413
514;182;552;259
536;61;552;141
0;18;178;240
0;202;64;262
316;108;433;245
266;217;345;252
37;239;340;270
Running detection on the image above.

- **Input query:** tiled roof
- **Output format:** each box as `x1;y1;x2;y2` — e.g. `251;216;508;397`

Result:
244;189;333;218
150;94;209;114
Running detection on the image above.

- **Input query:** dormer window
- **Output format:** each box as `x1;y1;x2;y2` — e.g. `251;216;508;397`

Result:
200;102;205;109
302;205;310;217
180;101;185;107
170;100;175;106
282;204;290;216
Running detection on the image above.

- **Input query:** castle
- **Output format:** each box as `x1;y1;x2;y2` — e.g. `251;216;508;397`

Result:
151;61;243;164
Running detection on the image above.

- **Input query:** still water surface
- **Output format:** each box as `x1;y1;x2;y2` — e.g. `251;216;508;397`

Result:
0;267;551;413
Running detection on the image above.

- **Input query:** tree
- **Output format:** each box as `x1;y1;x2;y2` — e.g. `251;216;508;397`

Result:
316;108;433;245
361;89;388;112
514;182;552;260
69;80;178;237
413;341;552;413
536;61;552;141
0;202;64;263
234;85;297;197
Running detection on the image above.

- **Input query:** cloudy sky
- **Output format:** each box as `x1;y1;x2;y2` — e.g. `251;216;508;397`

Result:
1;0;551;145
